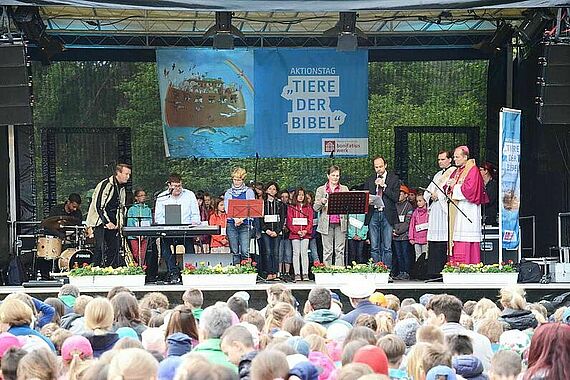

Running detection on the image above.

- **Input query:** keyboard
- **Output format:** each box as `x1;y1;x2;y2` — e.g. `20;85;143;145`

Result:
123;225;221;237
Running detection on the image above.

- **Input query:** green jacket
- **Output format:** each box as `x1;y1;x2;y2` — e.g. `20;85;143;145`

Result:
304;309;352;329
192;339;238;373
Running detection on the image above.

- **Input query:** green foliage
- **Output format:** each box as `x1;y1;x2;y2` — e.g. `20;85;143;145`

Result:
68;264;145;276
182;258;257;274
32;59;488;211
312;259;389;273
442;262;517;273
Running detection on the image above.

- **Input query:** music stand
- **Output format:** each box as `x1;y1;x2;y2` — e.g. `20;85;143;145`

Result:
227;199;264;269
327;191;369;266
328;191;369;216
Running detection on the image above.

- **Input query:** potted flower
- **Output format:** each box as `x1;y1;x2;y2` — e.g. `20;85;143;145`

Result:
441;261;518;285
68;263;146;287
181;258;257;286
312;259;390;286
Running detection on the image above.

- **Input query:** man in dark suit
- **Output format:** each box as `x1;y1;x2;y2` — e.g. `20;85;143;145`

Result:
364;156;400;268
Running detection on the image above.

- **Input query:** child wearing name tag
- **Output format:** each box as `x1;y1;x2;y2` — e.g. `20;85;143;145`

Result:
286;188;313;282
409;193;429;279
393;185;414;280
261;182;286;281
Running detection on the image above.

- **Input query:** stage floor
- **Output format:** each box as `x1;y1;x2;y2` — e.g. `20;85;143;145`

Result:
3;280;570;311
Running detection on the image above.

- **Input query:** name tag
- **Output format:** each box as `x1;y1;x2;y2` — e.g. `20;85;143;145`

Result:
349;217;364;229
399;215;405;223
313;218;318;225
264;214;279;223
416;223;428;232
221;227;226;235
141;220;151;227
292;218;308;226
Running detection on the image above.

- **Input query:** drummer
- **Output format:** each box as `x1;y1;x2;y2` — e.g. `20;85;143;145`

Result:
46;193;83;239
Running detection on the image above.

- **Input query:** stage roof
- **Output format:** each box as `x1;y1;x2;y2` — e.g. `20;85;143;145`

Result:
5;0;570;12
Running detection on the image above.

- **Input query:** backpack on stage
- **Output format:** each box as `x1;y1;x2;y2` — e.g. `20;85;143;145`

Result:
517;259;542;283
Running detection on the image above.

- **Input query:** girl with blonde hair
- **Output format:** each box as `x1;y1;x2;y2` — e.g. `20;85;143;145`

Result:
406;342;431;380
498;285;538;330
107;348;158;380
82;297;119;357
263;302;295;334
16;348;59;380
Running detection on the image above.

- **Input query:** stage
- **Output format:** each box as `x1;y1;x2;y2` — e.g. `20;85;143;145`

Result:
4;280;570;311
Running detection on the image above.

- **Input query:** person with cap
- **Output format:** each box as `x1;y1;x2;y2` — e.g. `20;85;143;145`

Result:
447;145;489;264
60;335;93;379
0;333;25;359
288;361;320;380
393;184;414;280
304;287;352;330
340;280;396;325
426;365;458;380
352;345;389;375
364;156;400;269
166;332;192;357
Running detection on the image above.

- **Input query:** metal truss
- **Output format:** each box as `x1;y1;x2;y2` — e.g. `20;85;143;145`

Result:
30;8;529;49
39;9;517;35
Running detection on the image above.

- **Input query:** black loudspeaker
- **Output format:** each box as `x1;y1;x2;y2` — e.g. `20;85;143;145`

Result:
0;43;32;126
537;43;570;125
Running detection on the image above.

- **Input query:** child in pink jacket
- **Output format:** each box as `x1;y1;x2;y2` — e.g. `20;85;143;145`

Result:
408;194;429;260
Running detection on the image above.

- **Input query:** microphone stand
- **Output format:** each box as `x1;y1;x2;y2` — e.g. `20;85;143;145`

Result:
408;160;471;283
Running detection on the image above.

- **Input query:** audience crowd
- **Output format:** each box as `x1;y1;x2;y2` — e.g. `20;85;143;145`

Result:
0;282;568;380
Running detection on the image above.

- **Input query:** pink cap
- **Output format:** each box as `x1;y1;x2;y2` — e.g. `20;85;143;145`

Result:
0;333;25;358
61;335;93;361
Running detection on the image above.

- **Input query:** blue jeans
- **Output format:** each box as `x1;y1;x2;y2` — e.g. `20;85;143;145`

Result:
161;237;195;277
262;234;281;275
227;222;251;265
279;236;293;264
308;238;319;263
393;240;411;275
369;210;393;267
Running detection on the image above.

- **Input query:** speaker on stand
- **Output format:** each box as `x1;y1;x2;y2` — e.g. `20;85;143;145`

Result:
0;42;33;126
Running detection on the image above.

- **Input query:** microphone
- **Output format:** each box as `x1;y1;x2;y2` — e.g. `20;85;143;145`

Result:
329;150;334;159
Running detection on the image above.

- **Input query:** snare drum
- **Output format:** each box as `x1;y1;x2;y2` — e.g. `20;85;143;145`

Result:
36;236;62;259
58;248;93;271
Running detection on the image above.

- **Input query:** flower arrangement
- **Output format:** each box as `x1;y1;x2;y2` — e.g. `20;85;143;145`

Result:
312;259;390;274
182;258;257;275
442;261;517;274
68;263;146;277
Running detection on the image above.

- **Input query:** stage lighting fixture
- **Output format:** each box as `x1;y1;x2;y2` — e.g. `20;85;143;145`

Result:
324;12;367;52
473;22;514;54
518;10;550;45
10;6;63;64
203;12;245;50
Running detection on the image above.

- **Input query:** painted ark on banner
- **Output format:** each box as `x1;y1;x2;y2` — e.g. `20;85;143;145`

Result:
156;48;368;158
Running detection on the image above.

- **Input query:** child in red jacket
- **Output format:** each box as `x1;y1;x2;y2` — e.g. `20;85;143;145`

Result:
286;188;313;282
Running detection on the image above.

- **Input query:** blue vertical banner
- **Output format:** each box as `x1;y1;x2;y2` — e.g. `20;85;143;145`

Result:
156;48;368;158
254;49;368;157
499;108;521;249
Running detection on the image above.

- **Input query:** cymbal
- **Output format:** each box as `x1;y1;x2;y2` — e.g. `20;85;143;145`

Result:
41;215;80;231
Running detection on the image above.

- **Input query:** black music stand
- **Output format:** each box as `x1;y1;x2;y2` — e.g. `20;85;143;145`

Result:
328;191;369;266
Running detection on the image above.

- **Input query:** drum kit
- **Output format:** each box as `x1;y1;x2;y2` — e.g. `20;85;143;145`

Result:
36;215;93;272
